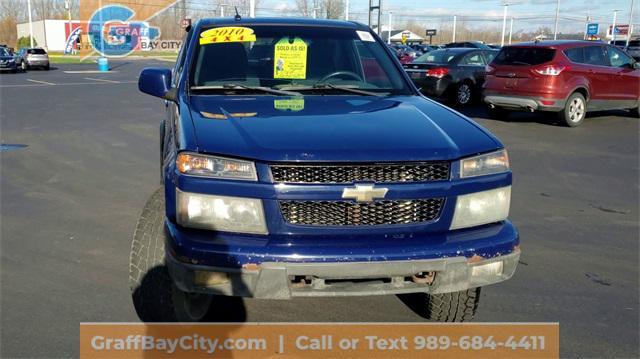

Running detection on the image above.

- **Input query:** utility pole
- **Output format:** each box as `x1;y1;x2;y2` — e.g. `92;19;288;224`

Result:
27;0;34;48
368;0;381;35
501;4;508;47
509;17;514;44
65;0;71;50
220;4;225;17
553;0;560;40
452;15;457;42
250;0;255;17
583;12;590;40
345;0;349;20
312;0;317;18
612;9;619;42
388;11;392;44
626;0;635;48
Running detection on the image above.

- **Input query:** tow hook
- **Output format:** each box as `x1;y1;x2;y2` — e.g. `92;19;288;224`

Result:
411;271;436;285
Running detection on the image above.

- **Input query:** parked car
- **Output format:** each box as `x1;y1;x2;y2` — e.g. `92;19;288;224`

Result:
411;44;438;53
132;17;520;322
404;48;498;106
15;48;50;70
610;39;640;61
0;47;17;73
445;41;492;50
483;40;640;126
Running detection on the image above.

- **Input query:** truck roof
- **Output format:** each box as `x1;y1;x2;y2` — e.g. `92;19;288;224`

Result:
196;17;368;31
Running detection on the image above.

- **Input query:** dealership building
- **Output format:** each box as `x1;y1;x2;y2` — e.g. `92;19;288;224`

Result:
16;19;83;52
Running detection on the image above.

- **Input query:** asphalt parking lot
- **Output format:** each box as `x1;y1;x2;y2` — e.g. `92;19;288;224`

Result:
1;59;638;358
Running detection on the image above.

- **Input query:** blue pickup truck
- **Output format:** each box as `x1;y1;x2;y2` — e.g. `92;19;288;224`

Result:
129;17;520;322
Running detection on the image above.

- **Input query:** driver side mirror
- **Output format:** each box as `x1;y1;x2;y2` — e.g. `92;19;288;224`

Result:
138;67;176;101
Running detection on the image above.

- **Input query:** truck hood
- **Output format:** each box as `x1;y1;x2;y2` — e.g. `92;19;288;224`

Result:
186;95;501;162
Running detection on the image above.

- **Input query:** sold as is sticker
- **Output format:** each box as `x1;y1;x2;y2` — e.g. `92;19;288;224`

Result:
200;26;256;45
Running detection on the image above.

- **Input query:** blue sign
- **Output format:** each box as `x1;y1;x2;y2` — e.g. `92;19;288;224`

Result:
587;23;599;36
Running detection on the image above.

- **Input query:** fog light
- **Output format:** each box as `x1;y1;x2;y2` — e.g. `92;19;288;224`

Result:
471;261;503;277
194;271;229;286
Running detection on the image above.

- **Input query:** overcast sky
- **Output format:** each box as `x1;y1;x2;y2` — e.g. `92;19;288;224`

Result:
261;0;638;33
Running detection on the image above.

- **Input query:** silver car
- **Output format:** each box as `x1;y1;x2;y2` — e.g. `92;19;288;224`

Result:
16;48;50;70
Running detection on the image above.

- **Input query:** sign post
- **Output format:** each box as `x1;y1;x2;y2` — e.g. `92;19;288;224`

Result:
425;29;437;44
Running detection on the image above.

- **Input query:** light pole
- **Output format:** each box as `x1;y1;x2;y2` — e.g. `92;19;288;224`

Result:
626;0;635;48
553;0;560;40
501;4;508;47
509;17;514;44
612;9;619;42
27;0;34;47
345;0;349;20
388;11;392;44
452;15;457;42
250;0;255;17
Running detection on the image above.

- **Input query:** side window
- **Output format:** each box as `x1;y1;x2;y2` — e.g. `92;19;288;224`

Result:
483;51;497;63
172;29;192;86
354;41;393;87
460;52;485;65
607;46;633;68
583;46;608;66
564;47;584;63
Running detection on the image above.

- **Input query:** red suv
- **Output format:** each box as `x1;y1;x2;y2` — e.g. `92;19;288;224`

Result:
483;41;640;127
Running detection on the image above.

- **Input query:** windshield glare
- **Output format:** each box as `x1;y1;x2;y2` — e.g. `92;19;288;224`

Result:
189;25;412;95
414;50;457;64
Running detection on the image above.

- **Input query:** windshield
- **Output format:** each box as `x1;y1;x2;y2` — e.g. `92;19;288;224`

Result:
414;49;457;63
0;48;10;56
189;25;412;95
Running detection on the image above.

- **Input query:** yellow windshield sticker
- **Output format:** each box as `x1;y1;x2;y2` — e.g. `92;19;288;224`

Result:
274;37;308;79
199;27;256;45
274;98;305;112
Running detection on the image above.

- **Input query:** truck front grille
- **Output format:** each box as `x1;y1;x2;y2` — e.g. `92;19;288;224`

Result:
279;198;444;226
270;163;449;184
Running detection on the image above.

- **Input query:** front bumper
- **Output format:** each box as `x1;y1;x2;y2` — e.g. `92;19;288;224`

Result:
0;63;17;71
168;248;520;299
484;94;565;112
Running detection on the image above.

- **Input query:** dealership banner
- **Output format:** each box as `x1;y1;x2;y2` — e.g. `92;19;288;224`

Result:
81;323;558;358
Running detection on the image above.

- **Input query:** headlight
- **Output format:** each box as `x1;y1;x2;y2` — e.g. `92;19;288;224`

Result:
450;186;511;230
460;150;509;178
176;189;267;234
176;152;257;181
8;59;14;63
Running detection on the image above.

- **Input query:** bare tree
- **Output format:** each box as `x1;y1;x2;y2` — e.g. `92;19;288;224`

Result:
324;0;344;19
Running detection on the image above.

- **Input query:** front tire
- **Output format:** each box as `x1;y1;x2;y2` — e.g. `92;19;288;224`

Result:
403;288;481;322
129;188;212;322
559;92;586;127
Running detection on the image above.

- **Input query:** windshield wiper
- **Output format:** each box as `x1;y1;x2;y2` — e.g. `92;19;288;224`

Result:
191;84;301;96
280;83;382;96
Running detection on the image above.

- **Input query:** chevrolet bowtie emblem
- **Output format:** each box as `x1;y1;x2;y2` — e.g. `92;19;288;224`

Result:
342;184;388;202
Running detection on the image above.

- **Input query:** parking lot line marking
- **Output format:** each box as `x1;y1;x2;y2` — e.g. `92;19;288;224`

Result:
64;70;119;74
26;79;55;85
84;77;121;84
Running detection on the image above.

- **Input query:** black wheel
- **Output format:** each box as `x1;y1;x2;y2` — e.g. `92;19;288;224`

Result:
44;64;50;70
454;82;473;106
487;107;510;120
402;288;481;322
129;188;213;322
558;92;586;127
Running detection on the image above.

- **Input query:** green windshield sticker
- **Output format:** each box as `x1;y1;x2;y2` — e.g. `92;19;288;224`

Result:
274;98;305;112
274;37;308;79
